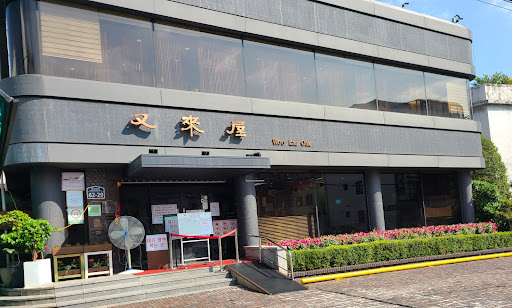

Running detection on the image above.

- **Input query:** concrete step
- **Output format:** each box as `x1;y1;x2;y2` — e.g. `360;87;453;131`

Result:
0;286;55;296
55;277;236;308
0;293;56;307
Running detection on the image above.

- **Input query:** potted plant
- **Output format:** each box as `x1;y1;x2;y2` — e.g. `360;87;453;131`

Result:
57;258;81;276
0;210;28;288
87;255;110;273
0;210;56;287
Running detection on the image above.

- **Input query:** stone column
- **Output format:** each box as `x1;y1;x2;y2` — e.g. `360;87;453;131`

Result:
30;167;66;256
235;174;259;248
458;170;475;223
365;170;386;231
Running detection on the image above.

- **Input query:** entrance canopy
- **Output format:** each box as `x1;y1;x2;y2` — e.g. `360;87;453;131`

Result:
126;154;270;181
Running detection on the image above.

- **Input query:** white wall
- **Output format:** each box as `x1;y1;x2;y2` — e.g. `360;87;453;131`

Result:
486;104;512;182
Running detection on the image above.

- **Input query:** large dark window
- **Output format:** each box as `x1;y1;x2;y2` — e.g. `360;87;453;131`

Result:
323;174;368;234
375;64;427;115
422;173;461;225
381;173;424;229
316;54;377;110
154;23;245;96
245;41;317;104
425;73;470;119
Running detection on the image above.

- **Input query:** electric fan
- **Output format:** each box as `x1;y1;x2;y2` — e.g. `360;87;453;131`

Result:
108;216;145;274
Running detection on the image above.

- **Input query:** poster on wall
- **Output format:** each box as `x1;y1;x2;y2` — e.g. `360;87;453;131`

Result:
89;215;105;231
146;234;168;252
151;204;178;224
66;191;83;207
62;172;85;191
67;206;84;225
164;215;180;240
88;204;102;217
213;219;237;237
210;202;220;217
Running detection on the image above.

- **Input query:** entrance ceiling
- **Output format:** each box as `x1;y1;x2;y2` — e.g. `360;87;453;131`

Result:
126;154;270;181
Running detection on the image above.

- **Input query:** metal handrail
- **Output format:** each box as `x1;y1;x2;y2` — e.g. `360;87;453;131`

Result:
250;235;294;280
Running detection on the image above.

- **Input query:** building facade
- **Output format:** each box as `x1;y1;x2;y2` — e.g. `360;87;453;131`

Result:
472;84;512;182
1;0;481;265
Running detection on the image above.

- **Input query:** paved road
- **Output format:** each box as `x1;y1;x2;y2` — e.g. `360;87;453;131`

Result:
115;257;512;307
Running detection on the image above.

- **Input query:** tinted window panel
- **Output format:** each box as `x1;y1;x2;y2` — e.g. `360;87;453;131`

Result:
155;24;245;96
316;54;377;110
425;73;470;119
422;173;461;225
245;41;317;104
375;64;427;115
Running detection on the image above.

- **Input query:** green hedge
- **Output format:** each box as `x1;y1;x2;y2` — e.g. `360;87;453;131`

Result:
291;232;512;271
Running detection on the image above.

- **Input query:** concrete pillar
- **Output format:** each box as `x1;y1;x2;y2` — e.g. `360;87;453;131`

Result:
30;167;66;256
235;174;259;248
365;170;386;231
458;170;475;223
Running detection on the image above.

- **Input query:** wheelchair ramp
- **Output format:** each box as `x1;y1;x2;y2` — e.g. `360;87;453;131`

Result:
226;261;306;295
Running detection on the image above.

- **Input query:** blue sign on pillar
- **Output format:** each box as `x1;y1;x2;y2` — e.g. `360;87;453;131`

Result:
86;186;105;200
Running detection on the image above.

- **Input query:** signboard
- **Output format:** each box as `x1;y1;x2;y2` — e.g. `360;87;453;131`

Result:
62;172;85;191
213;219;237;237
88;204;102;217
89;216;105;231
164;215;179;240
146;234;168;252
67;206;84;225
66;191;83;207
151;204;178;224
210;202;220;217
177;212;213;236
86;186;105;200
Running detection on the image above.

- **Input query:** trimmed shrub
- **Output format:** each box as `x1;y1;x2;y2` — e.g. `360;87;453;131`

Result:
290;232;512;271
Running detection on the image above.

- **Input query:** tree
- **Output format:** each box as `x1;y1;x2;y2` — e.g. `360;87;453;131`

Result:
473;72;512;85
471;136;511;200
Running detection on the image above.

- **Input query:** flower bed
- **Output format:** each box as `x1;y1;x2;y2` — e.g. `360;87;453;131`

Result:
276;222;497;251
291;231;512;271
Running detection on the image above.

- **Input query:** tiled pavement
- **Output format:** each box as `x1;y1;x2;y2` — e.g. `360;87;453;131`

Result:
113;257;512;307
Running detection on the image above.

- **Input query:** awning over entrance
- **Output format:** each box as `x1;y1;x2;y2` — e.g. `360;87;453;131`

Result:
126;154;270;181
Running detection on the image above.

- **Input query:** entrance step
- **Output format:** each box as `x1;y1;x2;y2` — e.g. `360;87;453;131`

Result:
0;266;236;307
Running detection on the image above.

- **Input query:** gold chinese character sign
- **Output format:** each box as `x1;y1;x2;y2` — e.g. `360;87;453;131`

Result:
226;121;247;138
130;114;157;129
181;115;204;137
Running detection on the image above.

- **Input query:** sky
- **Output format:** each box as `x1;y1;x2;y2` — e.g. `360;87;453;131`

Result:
377;0;512;79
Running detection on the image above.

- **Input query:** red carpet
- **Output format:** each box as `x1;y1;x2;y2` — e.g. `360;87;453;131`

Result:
134;259;257;275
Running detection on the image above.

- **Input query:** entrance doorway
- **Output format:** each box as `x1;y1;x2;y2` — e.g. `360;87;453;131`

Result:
119;182;237;269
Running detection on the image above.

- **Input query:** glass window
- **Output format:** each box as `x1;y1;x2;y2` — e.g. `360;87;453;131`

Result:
422;173;461;226
154;23;245;96
38;1;155;86
381;173;425;229
375;64;427;115
323;174;368;234
99;12;155;87
245;41;317;104
425;73;470;119
316;54;377;110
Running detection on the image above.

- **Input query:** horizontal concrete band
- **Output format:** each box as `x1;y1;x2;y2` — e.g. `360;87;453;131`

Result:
81;0;474;76
5;143;485;169
0;75;481;133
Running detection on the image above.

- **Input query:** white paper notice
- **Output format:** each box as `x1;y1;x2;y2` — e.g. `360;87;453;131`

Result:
151;204;178;224
66;191;84;207
210;202;220;217
62;172;85;191
146;234;168;252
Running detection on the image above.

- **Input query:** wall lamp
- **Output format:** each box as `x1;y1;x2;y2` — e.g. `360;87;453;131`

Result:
452;15;463;23
402;2;409;8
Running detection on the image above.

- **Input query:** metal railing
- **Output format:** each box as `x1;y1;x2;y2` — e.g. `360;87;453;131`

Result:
250;235;294;280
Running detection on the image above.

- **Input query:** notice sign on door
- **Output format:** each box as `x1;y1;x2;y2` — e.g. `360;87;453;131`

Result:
146;234;168;252
151;204;178;224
